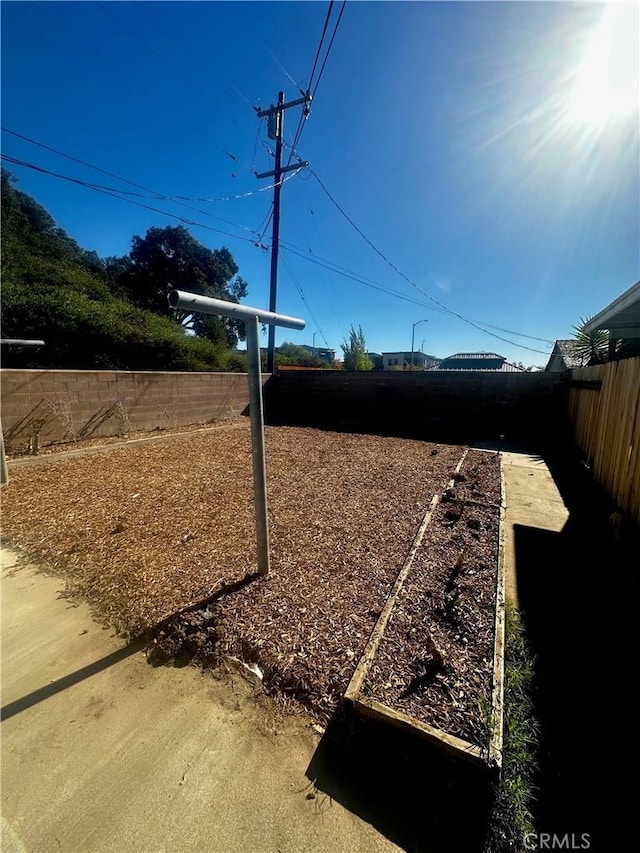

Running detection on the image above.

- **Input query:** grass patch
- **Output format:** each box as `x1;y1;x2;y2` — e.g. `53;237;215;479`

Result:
485;601;539;853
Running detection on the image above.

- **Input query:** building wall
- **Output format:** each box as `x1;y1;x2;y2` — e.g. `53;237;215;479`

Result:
1;370;256;451
264;369;568;443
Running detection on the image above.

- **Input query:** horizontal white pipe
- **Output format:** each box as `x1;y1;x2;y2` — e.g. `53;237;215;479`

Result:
1;340;45;346
168;290;305;331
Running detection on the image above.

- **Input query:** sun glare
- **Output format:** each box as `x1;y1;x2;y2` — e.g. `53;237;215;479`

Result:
565;3;638;128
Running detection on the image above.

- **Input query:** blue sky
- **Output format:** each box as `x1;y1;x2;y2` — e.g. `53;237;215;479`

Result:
2;1;638;366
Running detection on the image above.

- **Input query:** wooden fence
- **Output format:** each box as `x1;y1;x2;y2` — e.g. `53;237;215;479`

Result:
569;357;640;524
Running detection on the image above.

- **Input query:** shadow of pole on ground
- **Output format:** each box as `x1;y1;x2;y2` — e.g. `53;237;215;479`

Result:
306;709;493;853
1;640;145;721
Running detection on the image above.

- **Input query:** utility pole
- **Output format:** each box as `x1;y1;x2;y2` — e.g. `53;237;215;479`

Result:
255;91;311;373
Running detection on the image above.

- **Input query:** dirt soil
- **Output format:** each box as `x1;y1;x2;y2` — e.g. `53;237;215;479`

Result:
361;450;501;747
2;423;465;722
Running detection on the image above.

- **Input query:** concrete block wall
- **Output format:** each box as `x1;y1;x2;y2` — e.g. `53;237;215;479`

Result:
1;370;255;451
264;370;568;444
1;368;569;453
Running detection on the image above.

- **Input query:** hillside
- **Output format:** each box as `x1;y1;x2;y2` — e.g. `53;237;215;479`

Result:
0;169;248;372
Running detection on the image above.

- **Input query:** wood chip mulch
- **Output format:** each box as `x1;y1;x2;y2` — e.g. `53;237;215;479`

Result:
361;449;502;746
1;424;464;722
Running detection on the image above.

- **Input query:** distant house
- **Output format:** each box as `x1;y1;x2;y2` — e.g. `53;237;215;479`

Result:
382;351;441;370
436;352;525;372
583;280;640;362
545;340;586;371
299;344;336;363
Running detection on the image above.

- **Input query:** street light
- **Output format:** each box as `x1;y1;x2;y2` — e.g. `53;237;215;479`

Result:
411;320;429;369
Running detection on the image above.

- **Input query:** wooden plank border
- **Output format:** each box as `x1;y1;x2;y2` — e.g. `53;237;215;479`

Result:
488;454;507;769
344;447;506;775
353;695;486;769
344;448;469;703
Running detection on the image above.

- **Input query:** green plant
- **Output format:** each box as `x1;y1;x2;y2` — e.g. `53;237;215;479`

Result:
572;316;609;366
484;603;539;853
341;325;373;371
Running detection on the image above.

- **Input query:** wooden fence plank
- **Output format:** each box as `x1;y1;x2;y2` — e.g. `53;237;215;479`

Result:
569;357;640;525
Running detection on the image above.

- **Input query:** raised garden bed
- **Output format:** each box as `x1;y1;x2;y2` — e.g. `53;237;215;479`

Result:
1;424;461;720
346;449;505;771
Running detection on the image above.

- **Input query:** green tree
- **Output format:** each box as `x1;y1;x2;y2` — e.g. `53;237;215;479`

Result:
0;170;238;372
572;316;609;366
123;225;248;347
341;325;373;371
1;167;95;274
275;342;324;367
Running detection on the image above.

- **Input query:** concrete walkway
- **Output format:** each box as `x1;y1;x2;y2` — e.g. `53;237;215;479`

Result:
1;550;397;853
500;450;569;604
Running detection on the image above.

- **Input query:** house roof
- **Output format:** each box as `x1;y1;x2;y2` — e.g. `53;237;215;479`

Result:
436;352;526;372
584;280;640;338
443;352;504;361
381;351;439;358
545;339;585;371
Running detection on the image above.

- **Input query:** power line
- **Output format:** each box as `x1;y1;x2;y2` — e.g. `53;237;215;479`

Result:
134;0;254;122
1;154;261;247
2;127;301;226
256;206;275;246
284;0;335;170
285;1;347;169
312;1;347;99
2;152;271;243
36;2;222;152
281;254;331;349
307;2;335;94
283;242;553;343
281;243;449;313
2;127;156;194
264;45;302;92
7;126;548;348
95;0;262;174
310;170;551;355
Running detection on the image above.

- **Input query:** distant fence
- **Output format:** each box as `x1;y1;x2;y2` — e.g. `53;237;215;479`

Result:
0;369;255;451
263;370;567;444
569;357;640;524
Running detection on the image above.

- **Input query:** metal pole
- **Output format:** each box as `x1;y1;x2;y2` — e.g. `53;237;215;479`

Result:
411;324;416;370
267;91;285;374
0;432;8;486
169;290;304;577
246;315;270;577
411;320;428;369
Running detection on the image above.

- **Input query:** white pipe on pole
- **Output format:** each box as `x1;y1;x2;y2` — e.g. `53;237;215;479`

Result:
168;289;305;577
0;338;44;347
168;291;305;331
0;340;46;346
